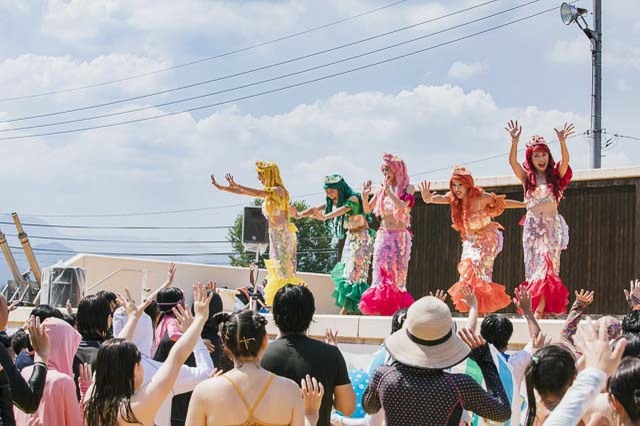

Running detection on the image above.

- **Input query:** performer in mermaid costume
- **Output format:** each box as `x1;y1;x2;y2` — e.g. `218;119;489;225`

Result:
358;153;415;316
297;174;374;314
419;166;524;314
211;161;304;306
506;120;575;316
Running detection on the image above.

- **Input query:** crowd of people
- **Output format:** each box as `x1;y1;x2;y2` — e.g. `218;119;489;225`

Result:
0;265;639;425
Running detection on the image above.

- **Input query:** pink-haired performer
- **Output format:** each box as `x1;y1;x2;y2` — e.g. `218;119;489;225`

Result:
358;153;415;316
507;120;575;316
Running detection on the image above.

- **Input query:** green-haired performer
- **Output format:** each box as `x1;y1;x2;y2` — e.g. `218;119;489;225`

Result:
296;175;375;314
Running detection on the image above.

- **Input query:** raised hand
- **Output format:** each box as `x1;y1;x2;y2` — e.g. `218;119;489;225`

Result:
531;331;550;351
225;173;239;188
173;304;194;334
203;339;216;353
418;181;433;203
78;363;93;389
117;288;152;319
458;327;486;349
623;279;640;308
208;367;224;378
210;174;224;190
575;289;595;306
192;283;213;320
362;180;372;198
206;280;217;293
301;375;325;414
513;286;533;314
554;122;576;143
458;285;476;309
505;120;522;142
26;315;50;364
324;328;338;346
166;262;177;286
429;289;448;303
575;320;626;377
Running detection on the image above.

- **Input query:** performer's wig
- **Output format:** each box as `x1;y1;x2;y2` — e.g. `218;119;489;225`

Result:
373;153;410;222
449;166;483;239
255;161;290;220
523;135;564;200
323;174;363;239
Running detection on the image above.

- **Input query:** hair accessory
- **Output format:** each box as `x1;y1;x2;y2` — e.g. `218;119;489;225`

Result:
323;174;343;185
531;356;539;365
634;389;640;405
526;134;548;148
452;165;472;176
239;337;256;350
255;160;275;169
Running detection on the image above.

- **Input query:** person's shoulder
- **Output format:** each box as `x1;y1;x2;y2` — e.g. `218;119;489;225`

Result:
272;374;301;393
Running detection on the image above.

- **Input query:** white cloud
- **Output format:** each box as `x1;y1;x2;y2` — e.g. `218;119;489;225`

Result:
547;37;590;65
447;61;488;80
617;79;633;92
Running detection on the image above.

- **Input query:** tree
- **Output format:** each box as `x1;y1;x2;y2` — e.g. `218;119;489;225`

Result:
226;199;337;274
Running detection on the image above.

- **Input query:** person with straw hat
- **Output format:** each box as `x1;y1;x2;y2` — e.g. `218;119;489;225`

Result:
362;296;511;425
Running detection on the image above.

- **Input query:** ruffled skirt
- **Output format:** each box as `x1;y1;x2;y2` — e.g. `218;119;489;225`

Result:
449;227;511;314
331;228;375;314
359;228;414;316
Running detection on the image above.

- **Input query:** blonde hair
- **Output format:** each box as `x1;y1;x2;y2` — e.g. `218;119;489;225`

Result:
256;161;290;220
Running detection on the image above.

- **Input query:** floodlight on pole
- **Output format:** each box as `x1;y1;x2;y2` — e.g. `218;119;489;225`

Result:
559;1;602;169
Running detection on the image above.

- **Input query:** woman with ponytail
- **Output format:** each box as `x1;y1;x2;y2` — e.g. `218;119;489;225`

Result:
186;309;324;425
419;166;524;313
358;153;415;316
296;174;374;314
211;162;304;306
507;120;575;316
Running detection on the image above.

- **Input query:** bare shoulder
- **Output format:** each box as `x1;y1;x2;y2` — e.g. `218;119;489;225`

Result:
273;375;302;397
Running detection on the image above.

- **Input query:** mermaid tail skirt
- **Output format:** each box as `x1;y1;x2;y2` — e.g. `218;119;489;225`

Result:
264;223;305;306
331;229;374;314
359;228;414;316
449;228;511;314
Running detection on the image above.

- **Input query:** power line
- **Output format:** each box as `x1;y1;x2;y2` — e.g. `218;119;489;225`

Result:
614;133;640;142
0;221;231;230
0;6;558;142
10;246;337;257
1;234;230;244
0;0;505;126
0;0;414;102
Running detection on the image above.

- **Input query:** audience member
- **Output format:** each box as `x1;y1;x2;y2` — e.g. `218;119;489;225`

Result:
14;317;83;426
83;285;212;425
262;284;355;426
187;309;324;425
362;296;511;425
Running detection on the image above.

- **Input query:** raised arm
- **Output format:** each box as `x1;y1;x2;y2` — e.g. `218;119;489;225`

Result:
505;199;526;209
225;174;273;198
384;183;411;210
560;289;594;351
513;287;542;338
116;289;153;342
506;120;526;185
145;262;176;301
554;122;575;178
134;284;212;419
417;181;451;205
296;204;325;219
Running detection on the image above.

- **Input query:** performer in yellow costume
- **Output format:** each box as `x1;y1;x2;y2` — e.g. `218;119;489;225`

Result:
211;161;304;305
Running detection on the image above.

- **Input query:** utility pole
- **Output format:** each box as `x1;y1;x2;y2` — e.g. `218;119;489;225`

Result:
591;0;602;168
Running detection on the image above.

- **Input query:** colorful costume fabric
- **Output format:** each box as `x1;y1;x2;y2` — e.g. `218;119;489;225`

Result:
520;165;572;314
256;161;304;306
359;195;415;316
449;193;512;313
330;200;375;314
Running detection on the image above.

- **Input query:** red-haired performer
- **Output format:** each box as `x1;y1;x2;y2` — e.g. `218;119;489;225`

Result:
419;167;524;313
358;153;415;316
507;120;575;316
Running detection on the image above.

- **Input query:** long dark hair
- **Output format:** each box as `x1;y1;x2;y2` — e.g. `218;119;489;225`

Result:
84;339;142;426
77;294;112;341
609;357;640;422
524;344;576;426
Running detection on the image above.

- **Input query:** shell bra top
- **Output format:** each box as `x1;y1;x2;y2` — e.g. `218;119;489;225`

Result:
524;179;556;209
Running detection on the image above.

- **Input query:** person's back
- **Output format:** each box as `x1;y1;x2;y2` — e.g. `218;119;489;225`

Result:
262;334;350;425
260;284;354;426
189;368;303;425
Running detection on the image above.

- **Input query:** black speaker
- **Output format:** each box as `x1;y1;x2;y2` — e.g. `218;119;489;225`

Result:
242;206;269;245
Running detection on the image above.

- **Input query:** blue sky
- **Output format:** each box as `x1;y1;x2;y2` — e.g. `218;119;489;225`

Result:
0;0;638;281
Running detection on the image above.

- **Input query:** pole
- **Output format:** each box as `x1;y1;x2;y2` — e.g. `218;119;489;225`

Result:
12;212;42;284
591;0;602;168
0;230;25;288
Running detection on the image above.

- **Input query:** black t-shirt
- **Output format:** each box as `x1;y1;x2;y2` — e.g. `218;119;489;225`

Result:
261;334;351;426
